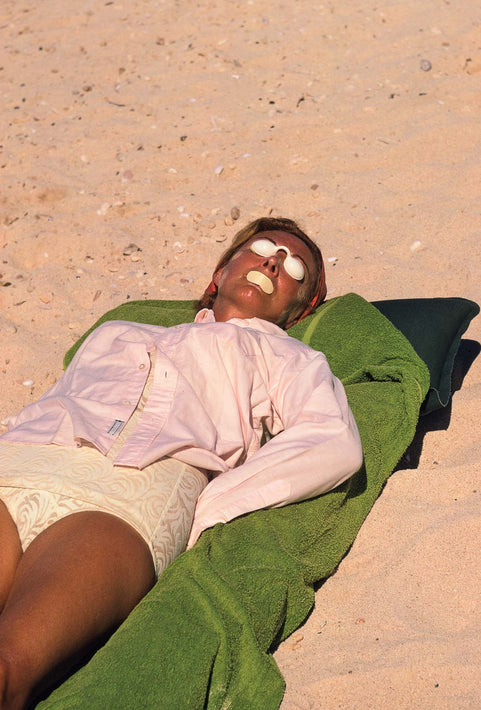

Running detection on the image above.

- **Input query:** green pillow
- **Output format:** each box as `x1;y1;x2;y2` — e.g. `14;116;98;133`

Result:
64;295;479;416
372;297;479;414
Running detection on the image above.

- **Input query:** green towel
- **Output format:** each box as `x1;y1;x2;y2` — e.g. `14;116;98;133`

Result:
39;293;429;709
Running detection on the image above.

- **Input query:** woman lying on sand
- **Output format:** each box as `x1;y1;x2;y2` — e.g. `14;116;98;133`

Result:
0;217;362;708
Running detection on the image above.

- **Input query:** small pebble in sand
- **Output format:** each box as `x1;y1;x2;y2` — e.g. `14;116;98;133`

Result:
22;379;34;386
420;59;432;71
230;206;240;220
224;214;234;226
97;202;111;215
410;240;422;252
123;243;142;256
214;165;224;175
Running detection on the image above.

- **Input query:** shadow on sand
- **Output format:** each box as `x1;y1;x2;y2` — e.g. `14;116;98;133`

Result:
396;338;480;471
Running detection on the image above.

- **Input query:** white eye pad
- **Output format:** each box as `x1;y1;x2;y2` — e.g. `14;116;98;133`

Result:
249;239;305;281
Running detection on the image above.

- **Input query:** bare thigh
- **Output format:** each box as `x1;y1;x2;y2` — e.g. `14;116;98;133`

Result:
0;510;156;707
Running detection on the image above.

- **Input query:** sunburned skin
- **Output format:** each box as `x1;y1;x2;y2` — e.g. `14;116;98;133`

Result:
246;270;274;295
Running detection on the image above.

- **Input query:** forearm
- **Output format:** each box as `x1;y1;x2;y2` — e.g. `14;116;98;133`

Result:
187;412;362;548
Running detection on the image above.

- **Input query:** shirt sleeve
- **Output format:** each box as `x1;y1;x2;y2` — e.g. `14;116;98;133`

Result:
186;352;363;548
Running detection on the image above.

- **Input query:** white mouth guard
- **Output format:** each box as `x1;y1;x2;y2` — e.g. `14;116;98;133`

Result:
246;270;274;294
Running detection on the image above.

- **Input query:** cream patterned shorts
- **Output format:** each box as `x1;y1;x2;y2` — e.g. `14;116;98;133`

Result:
0;358;208;576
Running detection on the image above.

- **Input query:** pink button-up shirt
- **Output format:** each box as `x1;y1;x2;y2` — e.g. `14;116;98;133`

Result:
2;310;363;546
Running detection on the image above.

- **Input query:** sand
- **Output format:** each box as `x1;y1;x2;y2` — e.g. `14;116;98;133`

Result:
1;0;480;706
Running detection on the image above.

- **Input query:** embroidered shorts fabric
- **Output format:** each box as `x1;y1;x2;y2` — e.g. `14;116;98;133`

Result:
0;358;209;576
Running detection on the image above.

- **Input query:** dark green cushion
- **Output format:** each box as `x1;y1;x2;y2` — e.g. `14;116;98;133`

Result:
64;296;479;416
372;297;479;414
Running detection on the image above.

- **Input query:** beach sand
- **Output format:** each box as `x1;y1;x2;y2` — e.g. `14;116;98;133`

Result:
1;0;480;706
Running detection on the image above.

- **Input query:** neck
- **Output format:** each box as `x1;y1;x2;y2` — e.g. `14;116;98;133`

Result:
212;298;251;323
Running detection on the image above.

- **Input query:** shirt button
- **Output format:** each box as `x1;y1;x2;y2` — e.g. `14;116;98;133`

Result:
139;363;146;369
122;399;132;405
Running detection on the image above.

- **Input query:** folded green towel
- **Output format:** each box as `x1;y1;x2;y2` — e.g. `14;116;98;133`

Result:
39;293;429;709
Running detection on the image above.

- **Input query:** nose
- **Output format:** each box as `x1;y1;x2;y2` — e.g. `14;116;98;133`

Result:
262;253;284;275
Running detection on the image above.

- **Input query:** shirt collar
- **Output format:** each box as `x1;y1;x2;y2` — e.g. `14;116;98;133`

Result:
194;309;288;336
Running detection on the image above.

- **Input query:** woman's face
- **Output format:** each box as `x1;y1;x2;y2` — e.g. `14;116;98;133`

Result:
212;230;317;328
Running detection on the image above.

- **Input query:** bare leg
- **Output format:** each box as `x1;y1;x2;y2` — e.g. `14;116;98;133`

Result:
0;510;155;709
0;501;22;611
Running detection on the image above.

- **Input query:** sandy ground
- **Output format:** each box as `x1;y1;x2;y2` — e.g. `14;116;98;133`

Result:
1;0;480;706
